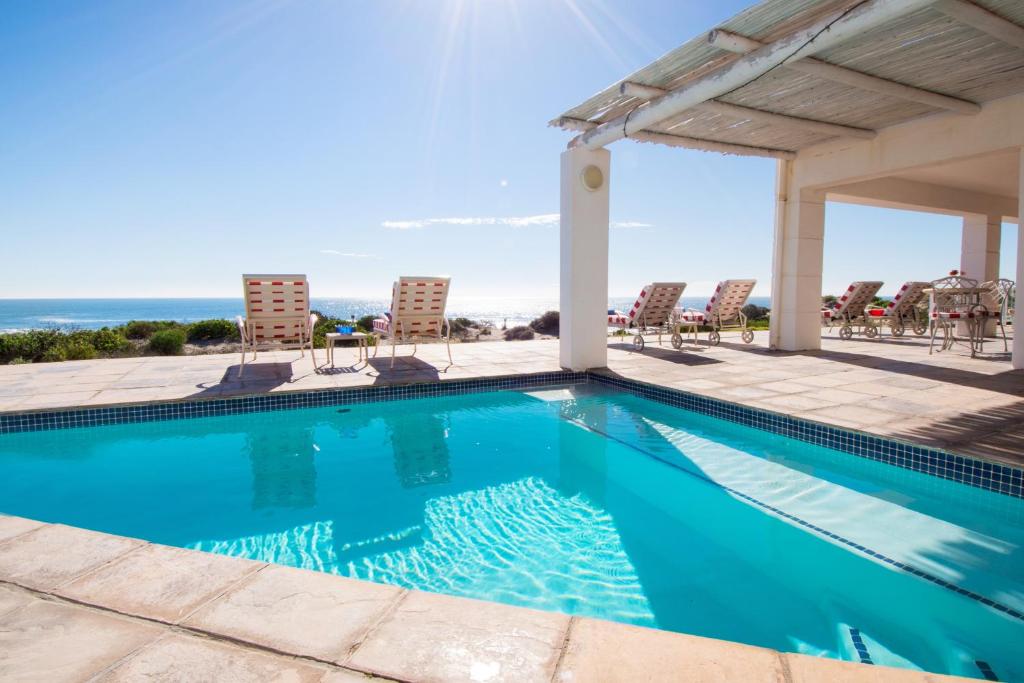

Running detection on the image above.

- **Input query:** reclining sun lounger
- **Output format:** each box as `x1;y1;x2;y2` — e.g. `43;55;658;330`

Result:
676;279;757;345
608;282;688;352
821;281;883;340
862;281;930;338
236;274;318;377
373;276;453;368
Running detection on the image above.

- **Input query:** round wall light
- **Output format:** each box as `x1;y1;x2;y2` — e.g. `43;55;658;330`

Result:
580;165;604;192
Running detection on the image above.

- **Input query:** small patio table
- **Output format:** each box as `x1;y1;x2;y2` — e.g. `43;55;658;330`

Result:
325;331;374;367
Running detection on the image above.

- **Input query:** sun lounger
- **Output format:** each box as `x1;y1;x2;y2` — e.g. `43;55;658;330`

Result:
236;274;317;377
821;281;883;340
676;279;757;345
372;276;453;368
862;281;930;338
608;282;688;352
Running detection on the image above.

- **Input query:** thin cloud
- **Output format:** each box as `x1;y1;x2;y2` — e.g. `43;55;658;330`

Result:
320;249;380;259
381;214;651;230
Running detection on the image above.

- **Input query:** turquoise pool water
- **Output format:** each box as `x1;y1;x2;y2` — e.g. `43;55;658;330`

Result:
1;384;1021;679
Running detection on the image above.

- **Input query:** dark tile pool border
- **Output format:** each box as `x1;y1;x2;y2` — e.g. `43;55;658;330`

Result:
589;372;1023;499
0;369;1021;499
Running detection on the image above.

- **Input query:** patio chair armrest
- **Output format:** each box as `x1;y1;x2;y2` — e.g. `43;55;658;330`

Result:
443;317;451;337
235;316;249;343
309;312;319;328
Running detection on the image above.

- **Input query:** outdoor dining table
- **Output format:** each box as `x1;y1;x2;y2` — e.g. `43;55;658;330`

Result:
922;286;990;357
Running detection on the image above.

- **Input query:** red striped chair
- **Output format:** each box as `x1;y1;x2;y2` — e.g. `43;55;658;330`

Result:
821;281;883;340
929;276;1005;357
236;274;318;376
373;277;453;368
677;279;757;345
608;282;687;352
863;281;930;339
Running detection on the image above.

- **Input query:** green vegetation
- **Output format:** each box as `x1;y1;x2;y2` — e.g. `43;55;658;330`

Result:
529;311;559;336
187;319;240;342
148;329;187;355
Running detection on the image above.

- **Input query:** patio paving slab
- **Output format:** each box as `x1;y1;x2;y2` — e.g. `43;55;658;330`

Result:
346;589;570;683
0;514;45;543
57;543;265;624
184;564;404;665
0;599;161;683
0;524;143;591
0;584;34;618
96;633;326;682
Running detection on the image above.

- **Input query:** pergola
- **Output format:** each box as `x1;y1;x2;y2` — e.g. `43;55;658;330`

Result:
551;0;1024;370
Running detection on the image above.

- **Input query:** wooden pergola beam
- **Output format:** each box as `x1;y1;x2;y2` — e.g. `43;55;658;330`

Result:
572;0;942;150
708;29;981;115
619;82;877;140
553;117;795;160
934;0;1024;50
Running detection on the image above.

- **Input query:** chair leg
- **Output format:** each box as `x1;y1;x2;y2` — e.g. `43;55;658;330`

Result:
390;337;396;369
446;334;453;365
309;339;317;372
239;344;246;377
929;321;938;355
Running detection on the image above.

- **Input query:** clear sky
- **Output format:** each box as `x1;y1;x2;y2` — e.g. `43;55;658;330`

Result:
1;0;1017;300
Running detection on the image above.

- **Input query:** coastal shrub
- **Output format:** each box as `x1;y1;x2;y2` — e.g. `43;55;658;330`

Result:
63;340;98;360
187;319;239;342
529;311;559;336
741;304;769;321
504;326;534;341
91;328;131;353
8;357;29;365
356;315;377;333
122;320;181;339
449;317;475;334
0;329;63;363
148;329;186;355
40;345;67;363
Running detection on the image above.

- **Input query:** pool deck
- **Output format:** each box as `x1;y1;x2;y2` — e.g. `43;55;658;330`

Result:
0;515;972;682
1;330;1021;466
0;332;1019;682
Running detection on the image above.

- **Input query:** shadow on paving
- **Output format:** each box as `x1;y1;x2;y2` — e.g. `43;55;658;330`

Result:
608;344;723;366
880;401;1024;467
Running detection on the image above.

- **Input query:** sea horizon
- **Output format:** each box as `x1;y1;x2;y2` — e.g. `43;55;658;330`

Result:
0;296;772;333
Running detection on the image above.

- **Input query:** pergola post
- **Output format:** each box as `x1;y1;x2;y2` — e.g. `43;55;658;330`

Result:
770;162;825;351
1014;149;1024;370
960;213;1001;335
559;147;610;371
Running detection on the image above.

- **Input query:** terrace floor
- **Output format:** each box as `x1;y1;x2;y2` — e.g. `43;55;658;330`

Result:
1;329;1021;465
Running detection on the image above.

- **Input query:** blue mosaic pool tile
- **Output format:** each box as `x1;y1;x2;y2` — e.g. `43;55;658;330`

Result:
587;372;1024;500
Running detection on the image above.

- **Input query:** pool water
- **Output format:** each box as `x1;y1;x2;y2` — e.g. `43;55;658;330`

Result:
1;384;1021;680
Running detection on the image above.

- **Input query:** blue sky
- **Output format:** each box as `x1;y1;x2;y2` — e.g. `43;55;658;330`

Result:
0;0;1017;300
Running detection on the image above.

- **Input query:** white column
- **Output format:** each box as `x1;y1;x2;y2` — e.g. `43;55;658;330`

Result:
560;147;610;370
960;213;1002;335
1014;150;1024;369
769;160;825;351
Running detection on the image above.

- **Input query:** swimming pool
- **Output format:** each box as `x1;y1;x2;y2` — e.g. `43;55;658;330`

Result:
1;382;1021;680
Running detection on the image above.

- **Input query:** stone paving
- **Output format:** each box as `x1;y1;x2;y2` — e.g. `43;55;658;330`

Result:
0;515;970;682
0;330;1020;465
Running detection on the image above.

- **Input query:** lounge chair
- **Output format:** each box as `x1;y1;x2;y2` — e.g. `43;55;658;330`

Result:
821;281;883;339
373;276;453;368
236;274;318;377
608;282;688;351
676;279;757;345
862;281;930;338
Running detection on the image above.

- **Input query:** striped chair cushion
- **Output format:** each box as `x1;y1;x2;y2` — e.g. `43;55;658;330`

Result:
677;311;706;323
608;311;629;326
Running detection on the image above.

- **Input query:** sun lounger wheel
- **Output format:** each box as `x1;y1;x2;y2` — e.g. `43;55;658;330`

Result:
708;331;721;346
838;326;853;340
891;323;904;337
912;321;927;335
741;330;754;344
670;333;683;349
633;334;644;351
864;326;878;339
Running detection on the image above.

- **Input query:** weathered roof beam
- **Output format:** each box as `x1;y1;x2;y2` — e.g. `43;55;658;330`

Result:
708;29;981;115
934;0;1024;50
619;81;877;140
553;117;795;160
572;0;943;150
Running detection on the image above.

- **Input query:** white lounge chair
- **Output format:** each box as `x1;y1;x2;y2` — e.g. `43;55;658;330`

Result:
821;281;883;339
676;279;757;345
372;276;453;368
608;282;688;352
862;281;930;338
236;274;318;377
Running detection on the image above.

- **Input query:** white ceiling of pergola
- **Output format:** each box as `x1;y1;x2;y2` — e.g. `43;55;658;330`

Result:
551;0;1024;157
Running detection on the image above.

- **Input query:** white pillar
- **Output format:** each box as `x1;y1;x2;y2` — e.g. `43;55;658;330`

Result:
1014;150;1024;370
960;213;1001;335
769;160;825;351
560;147;610;370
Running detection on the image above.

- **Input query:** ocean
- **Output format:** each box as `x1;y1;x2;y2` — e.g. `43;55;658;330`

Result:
0;297;771;333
